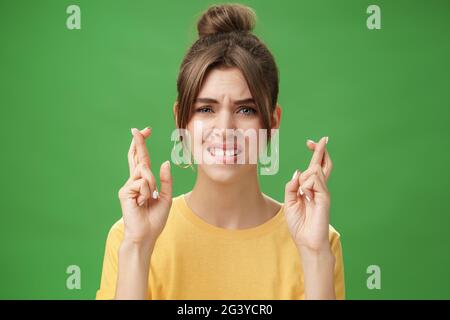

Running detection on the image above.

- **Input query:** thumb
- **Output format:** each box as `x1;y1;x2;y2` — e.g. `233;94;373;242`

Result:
159;160;172;201
285;169;301;206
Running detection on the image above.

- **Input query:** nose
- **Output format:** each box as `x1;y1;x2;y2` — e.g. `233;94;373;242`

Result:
216;108;236;130
211;108;236;142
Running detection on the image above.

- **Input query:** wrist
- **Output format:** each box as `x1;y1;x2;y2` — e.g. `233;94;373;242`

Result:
120;237;155;258
298;246;335;265
297;240;332;256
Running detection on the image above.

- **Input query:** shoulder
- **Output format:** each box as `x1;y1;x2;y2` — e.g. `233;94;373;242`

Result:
262;193;284;217
328;224;341;239
328;224;343;254
103;218;124;250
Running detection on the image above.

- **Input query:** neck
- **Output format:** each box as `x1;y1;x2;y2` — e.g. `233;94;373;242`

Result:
186;166;271;229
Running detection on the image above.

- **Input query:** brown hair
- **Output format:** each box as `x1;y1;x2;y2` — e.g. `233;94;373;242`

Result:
175;3;279;139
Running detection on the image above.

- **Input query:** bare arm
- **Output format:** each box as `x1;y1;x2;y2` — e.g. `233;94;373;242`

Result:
115;239;154;299
300;248;336;300
115;127;172;300
284;137;337;299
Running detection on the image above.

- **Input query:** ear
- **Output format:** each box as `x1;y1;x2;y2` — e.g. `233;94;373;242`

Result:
271;104;282;130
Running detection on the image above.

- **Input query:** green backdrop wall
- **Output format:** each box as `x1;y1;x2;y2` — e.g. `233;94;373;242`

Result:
1;0;450;299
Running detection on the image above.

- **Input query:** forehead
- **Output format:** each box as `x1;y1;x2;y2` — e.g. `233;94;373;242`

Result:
197;67;252;100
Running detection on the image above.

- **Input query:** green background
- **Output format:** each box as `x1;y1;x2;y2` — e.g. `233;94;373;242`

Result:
1;0;449;299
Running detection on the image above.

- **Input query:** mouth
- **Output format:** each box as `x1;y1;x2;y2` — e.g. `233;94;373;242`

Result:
206;143;243;163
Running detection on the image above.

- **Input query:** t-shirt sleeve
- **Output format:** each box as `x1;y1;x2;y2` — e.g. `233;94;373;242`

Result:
95;221;123;300
330;227;346;300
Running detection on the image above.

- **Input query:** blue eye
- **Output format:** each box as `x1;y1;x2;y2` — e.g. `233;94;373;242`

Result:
238;106;257;115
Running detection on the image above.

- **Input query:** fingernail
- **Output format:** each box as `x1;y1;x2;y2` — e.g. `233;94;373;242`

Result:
306;195;311;202
291;170;298;181
299;187;304;196
138;199;145;206
307;139;314;144
152;190;159;199
325;136;329;144
131;128;138;135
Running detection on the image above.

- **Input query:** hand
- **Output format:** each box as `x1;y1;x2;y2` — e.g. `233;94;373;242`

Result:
117;127;173;248
284;136;333;253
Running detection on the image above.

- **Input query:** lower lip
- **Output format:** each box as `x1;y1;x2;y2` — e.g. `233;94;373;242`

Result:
207;149;240;164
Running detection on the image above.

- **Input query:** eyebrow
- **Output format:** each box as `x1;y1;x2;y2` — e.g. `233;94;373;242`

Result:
195;97;255;105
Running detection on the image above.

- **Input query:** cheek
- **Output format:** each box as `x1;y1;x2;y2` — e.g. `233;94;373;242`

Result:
184;122;205;163
237;116;262;129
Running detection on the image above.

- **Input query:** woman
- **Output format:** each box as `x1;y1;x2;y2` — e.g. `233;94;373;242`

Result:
96;3;344;300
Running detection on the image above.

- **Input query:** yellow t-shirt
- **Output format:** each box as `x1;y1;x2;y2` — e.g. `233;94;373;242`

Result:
96;194;345;299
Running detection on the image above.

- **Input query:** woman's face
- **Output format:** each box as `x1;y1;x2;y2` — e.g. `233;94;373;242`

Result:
185;67;266;183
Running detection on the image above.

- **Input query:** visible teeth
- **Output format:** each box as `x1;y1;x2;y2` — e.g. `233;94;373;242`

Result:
208;148;238;157
225;149;235;156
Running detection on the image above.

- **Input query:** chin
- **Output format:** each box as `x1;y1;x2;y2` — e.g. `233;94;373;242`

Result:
193;143;255;183
199;164;249;184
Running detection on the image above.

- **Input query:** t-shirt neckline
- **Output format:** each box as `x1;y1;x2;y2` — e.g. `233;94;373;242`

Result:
176;193;285;239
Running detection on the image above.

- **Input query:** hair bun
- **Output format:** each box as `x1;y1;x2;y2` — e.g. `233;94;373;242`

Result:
197;4;256;38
